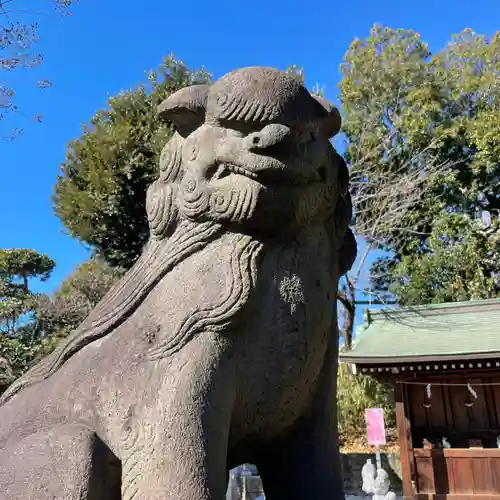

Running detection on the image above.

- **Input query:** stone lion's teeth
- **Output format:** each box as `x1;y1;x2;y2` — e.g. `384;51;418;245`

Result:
211;163;260;181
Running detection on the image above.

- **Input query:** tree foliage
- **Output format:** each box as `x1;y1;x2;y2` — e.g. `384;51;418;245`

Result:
53;56;212;269
0;334;32;394
0;248;56;392
0;248;55;288
0;0;79;138
337;361;395;440
34;257;123;341
0;248;55;336
340;25;500;307
0;254;122;389
391;213;500;305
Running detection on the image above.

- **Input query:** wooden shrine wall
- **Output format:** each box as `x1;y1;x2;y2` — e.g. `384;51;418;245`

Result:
405;374;500;497
407;376;500;448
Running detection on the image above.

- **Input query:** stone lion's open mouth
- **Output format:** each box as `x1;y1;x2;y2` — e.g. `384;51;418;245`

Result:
211;161;324;187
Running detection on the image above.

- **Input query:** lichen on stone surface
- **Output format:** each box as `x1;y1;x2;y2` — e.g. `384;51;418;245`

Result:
279;273;305;314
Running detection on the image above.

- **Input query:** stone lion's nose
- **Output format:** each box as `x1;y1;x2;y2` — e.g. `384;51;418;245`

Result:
245;123;292;154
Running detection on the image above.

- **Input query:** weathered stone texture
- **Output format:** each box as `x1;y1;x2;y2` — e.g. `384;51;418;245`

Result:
0;67;356;500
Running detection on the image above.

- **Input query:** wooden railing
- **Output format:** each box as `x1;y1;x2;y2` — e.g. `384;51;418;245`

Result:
413;448;500;498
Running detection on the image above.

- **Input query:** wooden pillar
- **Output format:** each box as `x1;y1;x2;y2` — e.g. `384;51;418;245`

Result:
395;381;415;500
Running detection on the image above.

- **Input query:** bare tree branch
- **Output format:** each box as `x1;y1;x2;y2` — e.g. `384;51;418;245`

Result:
338;112;466;349
0;0;78;137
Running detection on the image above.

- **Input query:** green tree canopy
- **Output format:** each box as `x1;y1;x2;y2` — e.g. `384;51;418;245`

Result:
34;257;123;341
337;361;395;441
0;251;122;390
0;334;33;394
0;248;55;391
340;25;500;306
53;56;212;269
0;248;55;336
0;248;55;290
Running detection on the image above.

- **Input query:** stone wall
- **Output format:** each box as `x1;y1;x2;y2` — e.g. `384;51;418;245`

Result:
226;453;403;499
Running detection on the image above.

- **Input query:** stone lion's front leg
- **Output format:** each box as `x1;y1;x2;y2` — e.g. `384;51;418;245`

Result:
121;334;234;500
0;424;117;500
256;338;344;499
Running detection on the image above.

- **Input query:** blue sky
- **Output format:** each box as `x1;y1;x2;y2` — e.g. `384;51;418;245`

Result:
0;0;498;297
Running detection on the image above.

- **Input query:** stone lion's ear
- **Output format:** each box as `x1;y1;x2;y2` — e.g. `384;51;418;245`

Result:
313;96;341;139
157;84;209;137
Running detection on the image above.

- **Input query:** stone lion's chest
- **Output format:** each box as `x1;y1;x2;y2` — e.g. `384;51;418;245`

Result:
139;233;249;337
231;227;336;436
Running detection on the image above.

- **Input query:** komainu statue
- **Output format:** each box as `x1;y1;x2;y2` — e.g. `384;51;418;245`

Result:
0;67;356;500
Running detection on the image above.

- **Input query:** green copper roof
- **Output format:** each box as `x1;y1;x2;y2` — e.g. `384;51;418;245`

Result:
340;298;500;364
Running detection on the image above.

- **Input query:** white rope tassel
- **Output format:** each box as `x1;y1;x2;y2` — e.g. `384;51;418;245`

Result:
467;383;478;400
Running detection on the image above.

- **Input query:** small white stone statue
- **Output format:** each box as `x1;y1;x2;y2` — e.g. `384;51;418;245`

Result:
497;434;500;448
361;459;396;500
442;437;451;449
372;469;397;500
361;458;376;494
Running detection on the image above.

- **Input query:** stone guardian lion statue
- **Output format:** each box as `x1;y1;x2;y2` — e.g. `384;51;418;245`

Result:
0;67;356;500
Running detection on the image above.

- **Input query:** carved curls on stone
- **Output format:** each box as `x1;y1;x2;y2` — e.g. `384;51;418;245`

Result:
158;132;183;183
146;85;210;240
146;181;178;240
208;182;256;224
146;136;183;241
293;183;336;229
206;67;340;134
179;172;210;219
